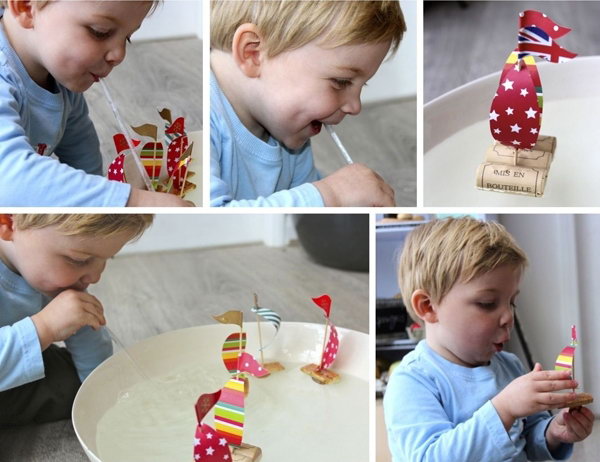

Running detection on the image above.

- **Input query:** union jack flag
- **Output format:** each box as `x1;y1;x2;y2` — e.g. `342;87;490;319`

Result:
518;26;576;63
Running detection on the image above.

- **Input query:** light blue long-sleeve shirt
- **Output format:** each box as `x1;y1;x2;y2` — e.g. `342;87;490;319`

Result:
210;72;324;207
0;12;131;206
384;340;573;462
0;258;112;392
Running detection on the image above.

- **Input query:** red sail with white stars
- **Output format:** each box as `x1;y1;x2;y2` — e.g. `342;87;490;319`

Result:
489;59;540;149
194;423;231;461
489;10;576;149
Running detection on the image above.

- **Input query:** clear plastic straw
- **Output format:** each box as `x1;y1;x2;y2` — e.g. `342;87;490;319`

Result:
99;78;154;191
325;124;354;165
105;325;152;382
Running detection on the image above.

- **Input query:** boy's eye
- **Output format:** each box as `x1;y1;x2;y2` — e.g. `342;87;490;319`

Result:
65;256;90;267
476;301;497;310
87;26;113;40
330;78;352;90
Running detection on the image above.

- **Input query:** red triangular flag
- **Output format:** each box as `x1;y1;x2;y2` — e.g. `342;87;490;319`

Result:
312;294;331;318
195;390;221;423
165;116;185;135
113;133;140;154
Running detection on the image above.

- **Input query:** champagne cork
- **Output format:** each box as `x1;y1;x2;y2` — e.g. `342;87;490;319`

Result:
232;443;262;462
484;135;556;169
475;162;547;197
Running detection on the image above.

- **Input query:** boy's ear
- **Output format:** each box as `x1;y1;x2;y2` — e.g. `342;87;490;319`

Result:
0;214;14;241
411;289;438;324
6;0;36;29
231;23;264;78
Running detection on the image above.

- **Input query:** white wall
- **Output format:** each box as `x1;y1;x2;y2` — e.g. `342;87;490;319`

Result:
500;215;597;414
133;0;202;42
362;0;417;103
120;214;294;255
573;215;600;415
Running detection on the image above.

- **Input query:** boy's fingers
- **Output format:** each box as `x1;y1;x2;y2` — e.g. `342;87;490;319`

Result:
564;412;589;439
535;369;573;381
538;392;577;408
535;379;578;392
80;297;106;325
569;407;595;426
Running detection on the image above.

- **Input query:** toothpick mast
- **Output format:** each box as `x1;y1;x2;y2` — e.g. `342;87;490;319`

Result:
253;293;265;365
236;312;244;379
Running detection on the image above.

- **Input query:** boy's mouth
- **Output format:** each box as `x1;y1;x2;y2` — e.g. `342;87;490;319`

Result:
310;120;322;135
493;342;504;352
91;73;100;83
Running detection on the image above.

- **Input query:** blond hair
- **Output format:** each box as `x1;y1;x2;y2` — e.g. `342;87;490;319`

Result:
1;1;161;14
12;214;153;241
398;217;528;322
211;0;405;57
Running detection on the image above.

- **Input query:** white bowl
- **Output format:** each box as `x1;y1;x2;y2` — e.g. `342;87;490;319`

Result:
424;56;600;206
73;322;368;462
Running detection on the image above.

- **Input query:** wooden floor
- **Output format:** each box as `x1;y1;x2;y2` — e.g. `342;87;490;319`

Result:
85;38;203;172
425;1;599;102
311;97;416;206
0;241;367;461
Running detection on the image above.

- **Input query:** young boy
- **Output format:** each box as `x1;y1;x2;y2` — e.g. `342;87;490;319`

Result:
0;213;153;425
0;0;190;206
210;0;404;207
384;217;594;461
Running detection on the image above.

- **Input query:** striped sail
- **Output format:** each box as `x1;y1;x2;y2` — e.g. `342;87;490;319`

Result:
250;307;281;332
555;345;575;371
221;332;247;374
214;378;246;446
139;142;164;187
251;306;281;351
555;325;578;374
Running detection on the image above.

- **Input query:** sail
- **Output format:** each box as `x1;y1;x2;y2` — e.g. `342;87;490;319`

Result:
490;53;541;149
238;352;270;378
139;142;164;187
251;306;281;350
489;10;576;149
214;377;246;446
250;307;281;332
221;332;247;374
320;322;339;370
555;345;575;371
166;135;189;176
194;423;231;461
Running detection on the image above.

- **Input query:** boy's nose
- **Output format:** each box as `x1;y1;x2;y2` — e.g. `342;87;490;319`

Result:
81;261;106;285
105;42;127;67
341;92;362;116
500;305;514;328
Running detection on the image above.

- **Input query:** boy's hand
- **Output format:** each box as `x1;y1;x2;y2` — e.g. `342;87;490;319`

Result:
546;407;594;451
31;290;106;350
491;363;578;431
313;163;395;207
126;188;194;207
